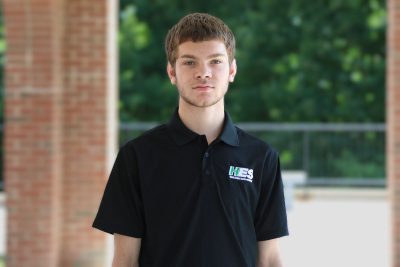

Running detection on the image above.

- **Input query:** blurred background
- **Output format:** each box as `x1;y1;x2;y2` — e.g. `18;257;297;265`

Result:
0;0;390;266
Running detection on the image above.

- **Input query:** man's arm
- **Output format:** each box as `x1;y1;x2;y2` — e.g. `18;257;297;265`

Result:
112;234;141;267
257;238;284;267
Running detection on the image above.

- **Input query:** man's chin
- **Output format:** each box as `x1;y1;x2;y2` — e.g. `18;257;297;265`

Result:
180;97;222;108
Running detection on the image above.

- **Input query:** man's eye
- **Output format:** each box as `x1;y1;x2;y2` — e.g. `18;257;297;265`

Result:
211;59;222;64
184;61;195;65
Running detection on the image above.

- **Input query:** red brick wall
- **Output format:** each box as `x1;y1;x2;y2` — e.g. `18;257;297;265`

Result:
3;0;63;266
387;0;400;266
3;0;118;266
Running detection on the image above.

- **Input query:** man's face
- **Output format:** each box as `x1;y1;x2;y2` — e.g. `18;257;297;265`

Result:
167;40;237;108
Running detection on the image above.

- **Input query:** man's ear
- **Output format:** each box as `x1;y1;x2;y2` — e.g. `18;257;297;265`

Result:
167;62;177;85
229;59;237;83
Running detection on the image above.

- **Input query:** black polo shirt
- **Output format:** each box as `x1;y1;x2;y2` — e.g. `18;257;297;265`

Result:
92;108;288;267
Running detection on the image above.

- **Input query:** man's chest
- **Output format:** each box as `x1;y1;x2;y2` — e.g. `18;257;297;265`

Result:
136;145;264;222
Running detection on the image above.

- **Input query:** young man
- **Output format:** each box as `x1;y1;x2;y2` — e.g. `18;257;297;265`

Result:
93;13;288;267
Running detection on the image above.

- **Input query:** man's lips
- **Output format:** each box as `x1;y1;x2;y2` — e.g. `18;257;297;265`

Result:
193;85;214;90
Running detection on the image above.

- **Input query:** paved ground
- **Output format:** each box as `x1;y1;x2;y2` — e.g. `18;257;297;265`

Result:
281;188;390;267
0;189;391;266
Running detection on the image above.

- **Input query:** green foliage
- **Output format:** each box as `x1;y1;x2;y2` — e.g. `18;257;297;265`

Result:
119;0;180;122
331;149;384;178
118;0;386;123
307;131;385;178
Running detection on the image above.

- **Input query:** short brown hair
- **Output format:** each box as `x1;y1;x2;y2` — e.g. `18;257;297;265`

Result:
165;13;236;66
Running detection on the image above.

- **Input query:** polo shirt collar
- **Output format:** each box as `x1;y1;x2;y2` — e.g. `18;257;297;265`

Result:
167;107;239;147
219;111;240;147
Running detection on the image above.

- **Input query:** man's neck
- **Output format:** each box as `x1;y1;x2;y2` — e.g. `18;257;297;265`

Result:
178;100;225;145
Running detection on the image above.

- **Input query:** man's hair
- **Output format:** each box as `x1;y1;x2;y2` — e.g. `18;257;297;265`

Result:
165;13;236;66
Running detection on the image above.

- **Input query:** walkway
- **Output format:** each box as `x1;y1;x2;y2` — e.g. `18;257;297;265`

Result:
281;188;390;267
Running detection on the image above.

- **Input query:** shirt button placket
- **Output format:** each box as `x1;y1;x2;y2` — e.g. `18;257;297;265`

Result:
202;150;212;184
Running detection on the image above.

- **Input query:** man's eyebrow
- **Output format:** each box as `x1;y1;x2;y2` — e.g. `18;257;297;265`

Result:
207;53;226;58
180;54;196;59
179;53;227;59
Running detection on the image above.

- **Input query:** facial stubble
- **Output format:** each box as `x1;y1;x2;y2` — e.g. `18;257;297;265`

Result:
175;78;230;108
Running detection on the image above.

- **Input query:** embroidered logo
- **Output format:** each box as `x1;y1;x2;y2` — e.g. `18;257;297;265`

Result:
228;166;253;183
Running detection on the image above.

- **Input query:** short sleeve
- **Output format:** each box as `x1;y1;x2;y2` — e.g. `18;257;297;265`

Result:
254;150;289;241
92;144;144;238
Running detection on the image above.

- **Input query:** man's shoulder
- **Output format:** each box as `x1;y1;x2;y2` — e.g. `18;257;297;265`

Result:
122;123;170;149
235;126;278;157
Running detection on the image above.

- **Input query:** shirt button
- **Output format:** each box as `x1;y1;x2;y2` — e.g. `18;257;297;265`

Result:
205;152;209;158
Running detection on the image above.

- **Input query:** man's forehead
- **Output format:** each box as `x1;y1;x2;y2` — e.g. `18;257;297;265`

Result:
176;40;228;58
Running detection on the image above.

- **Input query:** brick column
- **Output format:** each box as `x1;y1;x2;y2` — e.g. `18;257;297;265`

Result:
61;0;118;266
387;0;400;266
3;0;64;266
3;0;118;266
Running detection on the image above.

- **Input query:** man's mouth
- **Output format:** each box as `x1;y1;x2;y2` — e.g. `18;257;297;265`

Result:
193;85;214;90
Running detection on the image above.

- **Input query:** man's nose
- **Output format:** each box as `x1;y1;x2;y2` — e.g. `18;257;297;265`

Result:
195;64;212;79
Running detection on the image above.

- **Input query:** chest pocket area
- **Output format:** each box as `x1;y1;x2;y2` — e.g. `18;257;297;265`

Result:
213;161;259;220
